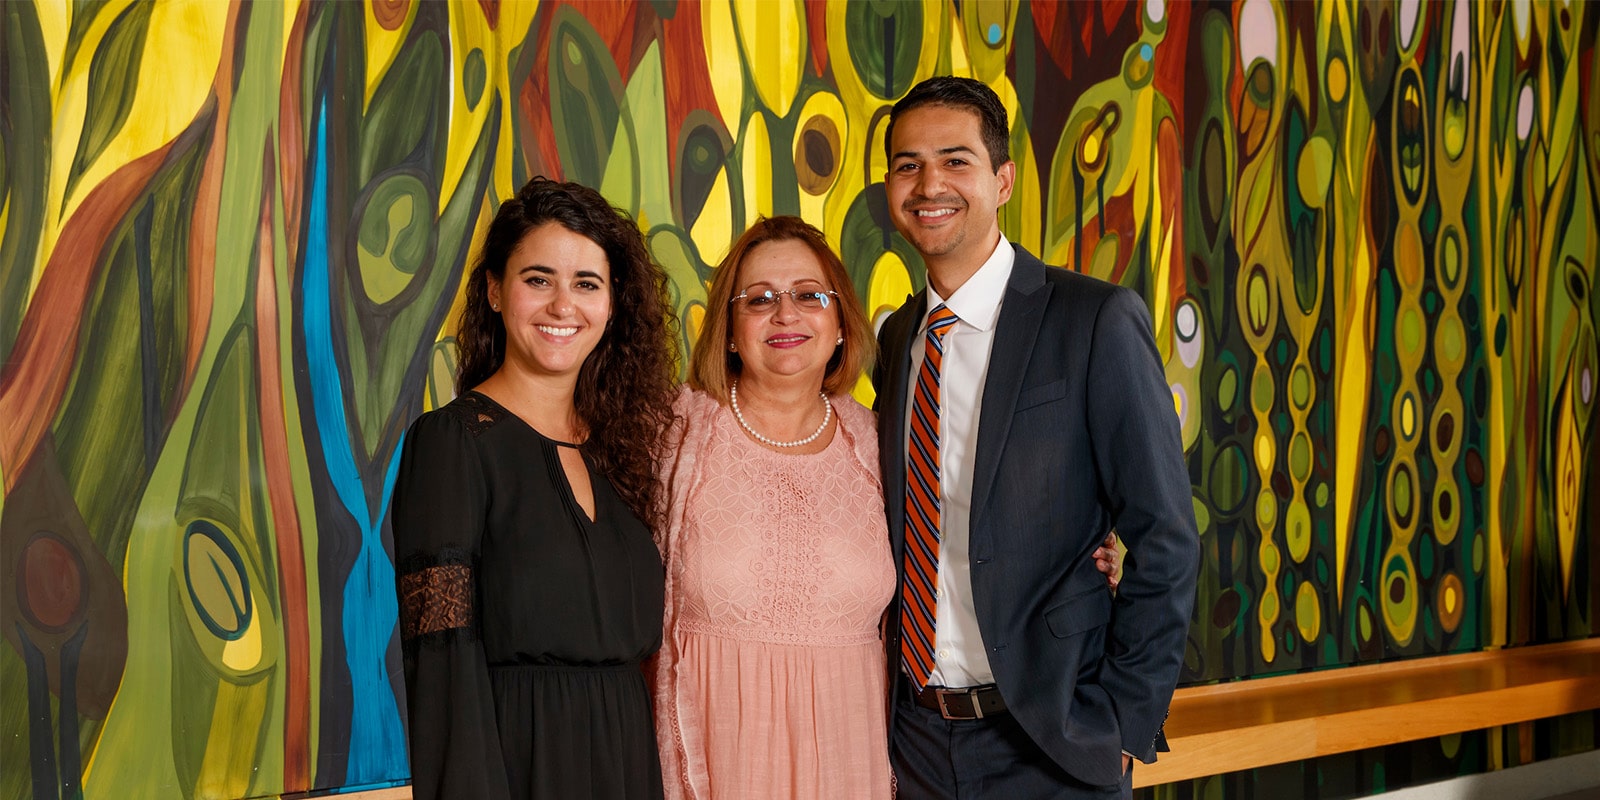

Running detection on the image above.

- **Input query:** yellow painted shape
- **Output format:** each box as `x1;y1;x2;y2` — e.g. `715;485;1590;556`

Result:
986;78;1041;254
1006;116;1043;255
1555;386;1581;596
868;251;914;322
796;89;847;223
278;2;302;83
1149;218;1177;362
741;110;774;231
44;0;226;277
1381;549;1418;645
733;0;804;118
363;0;416;108
1326;54;1348;105
1334;241;1374;606
37;0;70;87
687;304;706;345
690;169;735;270
195;680;270;799
851;371;876;408
357;194;418;305
222;611;264;672
1286;499;1311;562
1295;580;1321;642
948;11;973;77
1258;586;1278;663
796;89;848;132
442;0;519;209
1298;136;1333;208
962;0;1015;83
1255;489;1277;530
704;0;746;135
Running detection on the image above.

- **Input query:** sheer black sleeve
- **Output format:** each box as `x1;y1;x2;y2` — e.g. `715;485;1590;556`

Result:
391;408;511;800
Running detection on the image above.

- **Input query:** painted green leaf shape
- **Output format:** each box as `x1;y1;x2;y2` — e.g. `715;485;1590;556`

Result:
603;38;666;220
58;0;114;92
845;0;922;100
1;1;54;363
648;225;708;378
463;48;487;112
350;98;499;461
179;325;266;550
53;137;204;566
839;187;923;297
361;27;445;186
676;112;730;234
549;5;624;188
65;0;154;209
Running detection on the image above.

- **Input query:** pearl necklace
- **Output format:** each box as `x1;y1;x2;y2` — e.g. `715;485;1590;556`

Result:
729;380;832;448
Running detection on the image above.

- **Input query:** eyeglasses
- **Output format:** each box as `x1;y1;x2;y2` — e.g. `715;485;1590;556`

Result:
729;287;839;315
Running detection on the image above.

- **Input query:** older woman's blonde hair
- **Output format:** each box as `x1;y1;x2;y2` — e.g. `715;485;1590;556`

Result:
689;216;875;403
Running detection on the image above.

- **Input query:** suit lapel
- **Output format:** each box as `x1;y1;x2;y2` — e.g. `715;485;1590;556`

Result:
970;247;1051;530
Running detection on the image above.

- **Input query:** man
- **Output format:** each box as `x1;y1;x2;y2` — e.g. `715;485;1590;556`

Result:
872;76;1200;798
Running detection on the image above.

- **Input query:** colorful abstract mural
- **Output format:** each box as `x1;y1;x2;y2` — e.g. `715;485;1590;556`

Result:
1;1;1595;798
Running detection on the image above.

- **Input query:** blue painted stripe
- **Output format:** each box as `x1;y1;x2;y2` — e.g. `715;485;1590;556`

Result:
303;98;407;784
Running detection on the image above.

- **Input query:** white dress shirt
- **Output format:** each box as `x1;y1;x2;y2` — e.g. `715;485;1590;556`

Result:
903;234;1014;688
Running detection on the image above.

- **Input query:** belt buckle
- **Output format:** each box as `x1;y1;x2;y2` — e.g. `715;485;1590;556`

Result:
936;687;983;720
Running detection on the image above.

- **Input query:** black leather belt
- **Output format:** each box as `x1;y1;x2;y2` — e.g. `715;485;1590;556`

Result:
910;682;1008;720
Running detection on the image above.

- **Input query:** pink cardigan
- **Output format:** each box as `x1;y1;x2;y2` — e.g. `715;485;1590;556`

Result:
648;386;884;799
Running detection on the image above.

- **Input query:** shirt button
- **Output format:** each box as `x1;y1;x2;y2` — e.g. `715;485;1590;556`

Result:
937;649;951;660
935;588;944;601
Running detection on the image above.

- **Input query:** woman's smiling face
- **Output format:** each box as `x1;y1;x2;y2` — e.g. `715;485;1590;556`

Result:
487;222;612;381
728;238;841;389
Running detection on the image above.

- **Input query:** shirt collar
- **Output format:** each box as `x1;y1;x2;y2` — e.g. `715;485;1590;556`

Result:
922;233;1014;333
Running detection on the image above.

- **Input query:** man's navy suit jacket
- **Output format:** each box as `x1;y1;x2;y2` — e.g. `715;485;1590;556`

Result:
874;243;1201;788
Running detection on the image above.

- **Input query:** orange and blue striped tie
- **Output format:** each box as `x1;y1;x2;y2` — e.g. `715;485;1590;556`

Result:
901;303;959;689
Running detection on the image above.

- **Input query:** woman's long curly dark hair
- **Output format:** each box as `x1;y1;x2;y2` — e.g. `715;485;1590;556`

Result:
456;177;679;528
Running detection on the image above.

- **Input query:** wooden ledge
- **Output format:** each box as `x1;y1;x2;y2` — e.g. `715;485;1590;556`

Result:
318;641;1600;796
1135;638;1600;787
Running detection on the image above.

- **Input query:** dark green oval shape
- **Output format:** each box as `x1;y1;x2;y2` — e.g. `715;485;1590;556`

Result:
845;1;922;100
464;47;487;111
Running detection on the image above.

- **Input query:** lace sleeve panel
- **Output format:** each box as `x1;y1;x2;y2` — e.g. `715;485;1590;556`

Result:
392;403;490;658
398;548;475;652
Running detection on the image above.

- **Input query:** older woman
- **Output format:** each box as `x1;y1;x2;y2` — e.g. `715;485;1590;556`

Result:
651;216;892;799
392;178;678;799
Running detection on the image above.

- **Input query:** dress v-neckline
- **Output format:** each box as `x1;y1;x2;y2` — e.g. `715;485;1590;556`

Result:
469;391;599;525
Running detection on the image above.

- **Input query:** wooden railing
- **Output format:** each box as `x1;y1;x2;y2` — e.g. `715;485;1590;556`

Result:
1134;637;1600;787
326;639;1600;796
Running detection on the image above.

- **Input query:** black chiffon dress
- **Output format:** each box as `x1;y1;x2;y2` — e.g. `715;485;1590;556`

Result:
392;391;665;800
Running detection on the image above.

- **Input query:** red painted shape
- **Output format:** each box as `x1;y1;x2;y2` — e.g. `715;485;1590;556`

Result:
20;535;83;630
253;144;313;792
477;0;499;29
660;0;724;177
804;0;829;76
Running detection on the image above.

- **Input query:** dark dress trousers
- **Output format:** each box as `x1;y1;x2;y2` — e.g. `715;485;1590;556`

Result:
874;244;1201;790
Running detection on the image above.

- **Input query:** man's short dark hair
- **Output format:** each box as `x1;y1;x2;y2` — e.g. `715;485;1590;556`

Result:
885;76;1011;171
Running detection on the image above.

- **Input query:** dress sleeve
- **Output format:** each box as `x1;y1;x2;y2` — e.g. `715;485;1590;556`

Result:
391;410;511;800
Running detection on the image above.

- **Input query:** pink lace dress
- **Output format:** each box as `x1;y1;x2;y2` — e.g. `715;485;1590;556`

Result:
652;388;895;800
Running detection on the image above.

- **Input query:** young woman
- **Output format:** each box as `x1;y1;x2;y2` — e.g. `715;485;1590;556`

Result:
393;178;678;800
